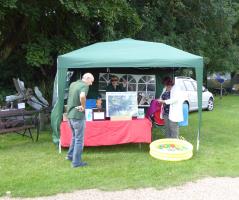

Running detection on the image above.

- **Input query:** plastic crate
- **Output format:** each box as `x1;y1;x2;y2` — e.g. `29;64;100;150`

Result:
86;99;96;109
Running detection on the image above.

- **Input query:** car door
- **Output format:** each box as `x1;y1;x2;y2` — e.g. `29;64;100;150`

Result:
183;80;198;110
191;81;208;109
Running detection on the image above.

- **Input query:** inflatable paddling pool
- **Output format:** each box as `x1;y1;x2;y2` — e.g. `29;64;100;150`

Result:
150;138;193;161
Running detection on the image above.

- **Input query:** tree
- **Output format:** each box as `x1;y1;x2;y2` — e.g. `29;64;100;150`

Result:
0;0;142;100
130;0;239;73
1;0;239;103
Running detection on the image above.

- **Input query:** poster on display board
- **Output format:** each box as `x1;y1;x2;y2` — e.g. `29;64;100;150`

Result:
106;92;138;118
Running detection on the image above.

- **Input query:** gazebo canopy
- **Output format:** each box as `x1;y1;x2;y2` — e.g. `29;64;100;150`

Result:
51;38;203;150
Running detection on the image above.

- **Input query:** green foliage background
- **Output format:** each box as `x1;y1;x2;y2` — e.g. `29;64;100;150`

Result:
0;0;239;103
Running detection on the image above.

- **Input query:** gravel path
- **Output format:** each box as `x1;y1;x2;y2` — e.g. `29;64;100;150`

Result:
1;177;239;200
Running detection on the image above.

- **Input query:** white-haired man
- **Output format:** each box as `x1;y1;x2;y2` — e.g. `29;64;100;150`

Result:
66;73;94;168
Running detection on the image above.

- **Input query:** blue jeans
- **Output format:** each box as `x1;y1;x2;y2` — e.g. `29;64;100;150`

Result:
67;119;86;167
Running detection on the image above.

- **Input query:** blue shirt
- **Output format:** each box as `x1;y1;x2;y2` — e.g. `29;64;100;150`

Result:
161;91;170;116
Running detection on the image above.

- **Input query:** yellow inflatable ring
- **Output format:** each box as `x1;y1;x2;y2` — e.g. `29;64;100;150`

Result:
149;138;193;161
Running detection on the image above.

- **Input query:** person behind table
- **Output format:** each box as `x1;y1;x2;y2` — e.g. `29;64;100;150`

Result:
158;76;183;138
106;75;126;92
96;94;103;110
66;72;94;168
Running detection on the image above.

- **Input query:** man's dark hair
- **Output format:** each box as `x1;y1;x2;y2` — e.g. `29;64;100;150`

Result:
111;75;119;82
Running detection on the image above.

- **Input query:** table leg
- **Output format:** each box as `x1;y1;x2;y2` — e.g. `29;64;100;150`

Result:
138;143;142;150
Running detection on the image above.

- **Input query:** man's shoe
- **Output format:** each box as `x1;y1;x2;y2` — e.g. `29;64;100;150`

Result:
72;162;88;168
65;156;72;161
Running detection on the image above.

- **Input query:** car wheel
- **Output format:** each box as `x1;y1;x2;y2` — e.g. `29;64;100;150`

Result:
207;98;214;111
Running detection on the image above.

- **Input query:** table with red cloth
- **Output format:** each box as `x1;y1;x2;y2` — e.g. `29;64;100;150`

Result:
60;118;152;147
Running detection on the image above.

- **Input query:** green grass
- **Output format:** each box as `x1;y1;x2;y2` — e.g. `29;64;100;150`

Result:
0;95;239;197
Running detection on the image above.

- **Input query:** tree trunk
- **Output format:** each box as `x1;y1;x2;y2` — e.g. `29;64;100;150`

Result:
0;16;27;61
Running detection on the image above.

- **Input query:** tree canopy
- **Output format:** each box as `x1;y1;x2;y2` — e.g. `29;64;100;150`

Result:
0;0;239;101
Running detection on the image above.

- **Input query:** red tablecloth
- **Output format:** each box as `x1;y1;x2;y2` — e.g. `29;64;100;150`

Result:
60;118;152;147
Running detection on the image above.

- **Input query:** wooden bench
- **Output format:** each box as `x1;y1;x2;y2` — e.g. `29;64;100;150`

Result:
0;109;39;141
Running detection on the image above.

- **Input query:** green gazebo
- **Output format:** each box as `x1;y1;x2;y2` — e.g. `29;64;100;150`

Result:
51;38;203;150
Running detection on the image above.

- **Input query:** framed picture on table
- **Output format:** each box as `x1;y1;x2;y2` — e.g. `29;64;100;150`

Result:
106;92;138;118
92;109;105;121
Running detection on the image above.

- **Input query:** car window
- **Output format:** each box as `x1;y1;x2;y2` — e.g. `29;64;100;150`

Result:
192;81;206;91
177;81;186;91
192;81;197;90
184;81;195;91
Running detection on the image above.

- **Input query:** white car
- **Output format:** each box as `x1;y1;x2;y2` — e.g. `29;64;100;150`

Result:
175;77;214;111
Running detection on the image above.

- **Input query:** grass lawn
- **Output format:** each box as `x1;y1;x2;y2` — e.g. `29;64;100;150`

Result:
0;95;239;197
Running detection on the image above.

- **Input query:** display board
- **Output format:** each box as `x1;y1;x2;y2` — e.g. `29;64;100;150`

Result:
106;92;138;118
